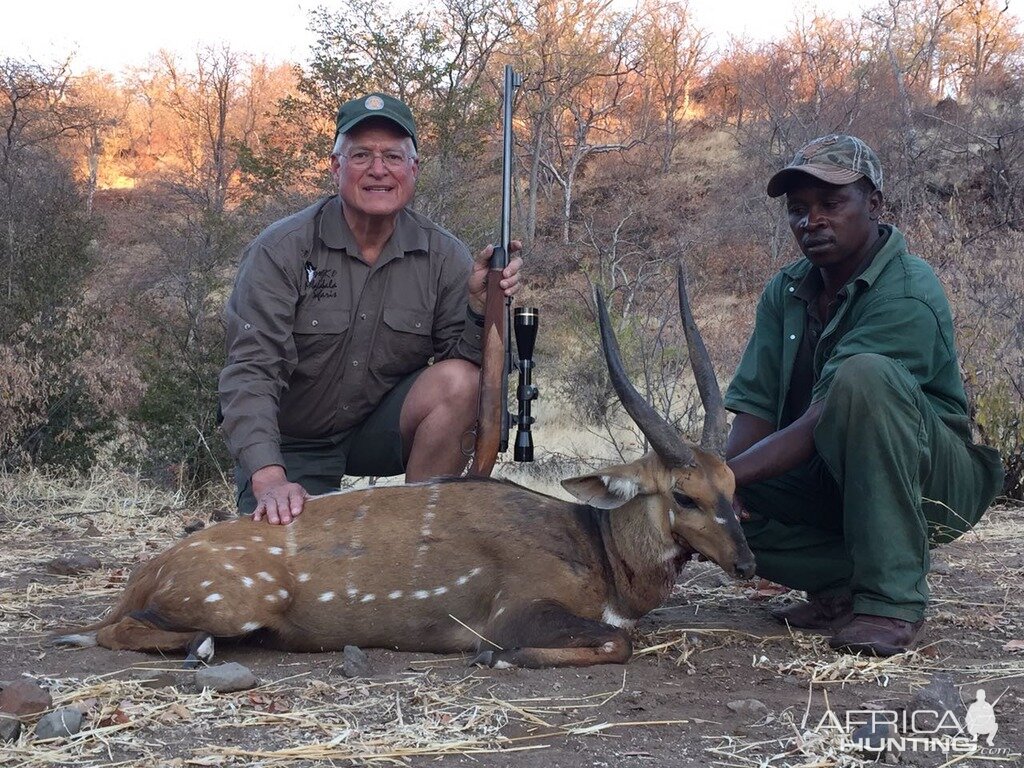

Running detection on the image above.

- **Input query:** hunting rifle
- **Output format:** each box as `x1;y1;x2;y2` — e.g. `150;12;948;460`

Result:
470;65;537;476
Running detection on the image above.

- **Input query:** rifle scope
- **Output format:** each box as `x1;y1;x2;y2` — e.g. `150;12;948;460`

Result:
513;307;539;462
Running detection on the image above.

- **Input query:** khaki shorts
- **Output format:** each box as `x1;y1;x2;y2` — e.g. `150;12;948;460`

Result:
236;368;424;514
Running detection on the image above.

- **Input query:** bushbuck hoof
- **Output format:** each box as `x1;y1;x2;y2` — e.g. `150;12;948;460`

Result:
469;650;494;667
51;633;98;648
182;633;215;669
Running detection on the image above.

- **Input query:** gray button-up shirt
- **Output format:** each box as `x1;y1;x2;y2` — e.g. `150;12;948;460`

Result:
219;196;484;479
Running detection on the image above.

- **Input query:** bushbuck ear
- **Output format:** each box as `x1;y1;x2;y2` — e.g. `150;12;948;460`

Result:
561;462;657;510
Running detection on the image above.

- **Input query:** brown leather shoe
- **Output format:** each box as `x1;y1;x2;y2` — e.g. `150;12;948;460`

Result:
770;590;854;632
829;614;924;657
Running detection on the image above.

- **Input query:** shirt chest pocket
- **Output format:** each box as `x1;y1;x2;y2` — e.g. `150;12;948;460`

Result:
375;307;434;376
292;310;350;380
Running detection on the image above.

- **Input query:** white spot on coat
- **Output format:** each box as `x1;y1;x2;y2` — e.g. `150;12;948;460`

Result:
319;591;335;602
264;594;278;602
346;587;358;599
188;541;202;548
223;563;235;571
278;589;289;599
200;580;212;588
204;593;223;604
388;590;403;599
257;572;275;582
413;590;430;600
251;536;264;542
241;577;254;588
433;586;447;596
298;573;310;582
360;593;375;603
241;622;261;633
714;515;727;525
224;545;246;551
268;546;283;555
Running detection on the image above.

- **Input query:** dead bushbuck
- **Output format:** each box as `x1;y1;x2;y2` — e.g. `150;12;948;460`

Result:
56;267;754;668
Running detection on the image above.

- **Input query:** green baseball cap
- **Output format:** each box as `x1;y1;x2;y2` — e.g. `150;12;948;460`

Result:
767;134;883;197
334;93;418;149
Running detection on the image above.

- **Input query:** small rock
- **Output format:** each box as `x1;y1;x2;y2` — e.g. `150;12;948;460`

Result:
182;519;205;535
342;645;372;678
850;721;895;752
195;662;257;692
908;673;965;732
45;553;101;576
0;679;52;718
34;707;83;740
931;561;951;576
726;698;769;719
0;714;21;742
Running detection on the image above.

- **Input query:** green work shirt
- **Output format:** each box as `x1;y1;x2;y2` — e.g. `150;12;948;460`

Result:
725;225;973;441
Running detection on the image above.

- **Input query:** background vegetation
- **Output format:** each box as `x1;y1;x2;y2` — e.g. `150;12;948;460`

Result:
1;0;1021;500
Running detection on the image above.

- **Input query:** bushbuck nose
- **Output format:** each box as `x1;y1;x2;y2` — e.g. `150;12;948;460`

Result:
736;555;757;580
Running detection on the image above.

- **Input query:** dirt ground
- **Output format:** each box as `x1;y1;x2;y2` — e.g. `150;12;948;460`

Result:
1;471;1022;767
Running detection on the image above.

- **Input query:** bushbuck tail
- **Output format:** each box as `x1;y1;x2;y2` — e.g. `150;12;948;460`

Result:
55;266;754;668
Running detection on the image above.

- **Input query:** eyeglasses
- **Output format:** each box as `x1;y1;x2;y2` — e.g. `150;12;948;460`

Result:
340;149;415;170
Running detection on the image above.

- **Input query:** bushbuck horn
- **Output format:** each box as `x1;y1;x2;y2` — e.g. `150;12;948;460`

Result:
677;262;728;455
593;287;694;468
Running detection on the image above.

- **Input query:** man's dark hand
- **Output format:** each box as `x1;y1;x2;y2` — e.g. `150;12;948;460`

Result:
733;494;751;521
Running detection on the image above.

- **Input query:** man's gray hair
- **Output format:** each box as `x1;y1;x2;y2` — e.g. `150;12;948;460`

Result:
331;130;418;159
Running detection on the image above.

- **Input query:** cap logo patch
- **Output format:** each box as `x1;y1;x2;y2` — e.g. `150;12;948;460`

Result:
365;96;385;111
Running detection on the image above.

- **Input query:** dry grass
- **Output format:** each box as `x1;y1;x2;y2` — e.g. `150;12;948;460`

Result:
1;469;1022;766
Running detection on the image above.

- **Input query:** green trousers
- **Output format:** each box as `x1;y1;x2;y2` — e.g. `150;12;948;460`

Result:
739;354;1004;622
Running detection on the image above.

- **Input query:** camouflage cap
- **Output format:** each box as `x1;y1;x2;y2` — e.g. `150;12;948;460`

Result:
767;134;882;198
335;93;418;149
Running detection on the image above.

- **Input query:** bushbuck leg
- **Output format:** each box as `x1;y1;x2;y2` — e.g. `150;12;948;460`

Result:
89;617;207;656
474;600;632;669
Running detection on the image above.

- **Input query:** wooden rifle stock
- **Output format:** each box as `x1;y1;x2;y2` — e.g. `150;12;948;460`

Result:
469;250;510;476
470;65;520;477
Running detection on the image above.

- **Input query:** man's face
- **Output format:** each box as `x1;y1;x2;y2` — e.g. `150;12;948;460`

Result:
785;178;882;269
330;121;419;221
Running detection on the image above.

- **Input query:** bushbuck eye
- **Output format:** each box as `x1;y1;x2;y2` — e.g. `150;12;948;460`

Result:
672;490;695;507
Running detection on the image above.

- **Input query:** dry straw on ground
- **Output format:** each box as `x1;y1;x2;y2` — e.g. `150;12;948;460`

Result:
1;469;1022;766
